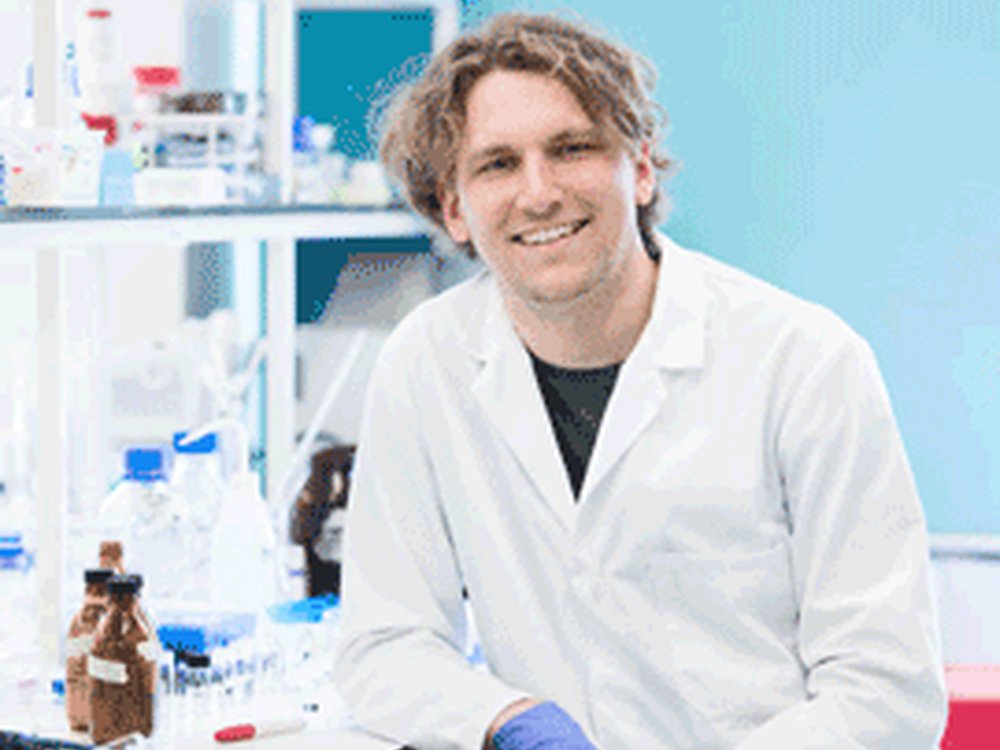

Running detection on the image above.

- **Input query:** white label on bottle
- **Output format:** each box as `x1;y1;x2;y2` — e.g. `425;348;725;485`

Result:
66;634;94;658
88;656;128;685
137;640;157;663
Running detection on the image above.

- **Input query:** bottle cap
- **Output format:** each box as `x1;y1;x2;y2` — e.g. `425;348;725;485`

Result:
180;651;211;668
0;533;24;559
173;431;217;454
124;447;167;481
293;115;316;153
108;573;141;595
84;568;115;584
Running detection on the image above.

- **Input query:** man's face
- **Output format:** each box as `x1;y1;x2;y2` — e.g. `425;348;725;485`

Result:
442;70;655;310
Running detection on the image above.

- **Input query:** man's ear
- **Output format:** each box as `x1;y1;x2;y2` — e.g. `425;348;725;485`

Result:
440;186;471;244
634;142;656;208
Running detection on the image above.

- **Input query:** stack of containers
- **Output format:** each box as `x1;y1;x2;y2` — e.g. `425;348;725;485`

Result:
76;3;128;145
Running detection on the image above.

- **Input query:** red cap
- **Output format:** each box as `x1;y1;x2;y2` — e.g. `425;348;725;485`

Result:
133;66;181;90
214;724;257;743
80;113;118;146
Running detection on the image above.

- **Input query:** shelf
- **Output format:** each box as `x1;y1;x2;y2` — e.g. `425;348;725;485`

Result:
931;534;1000;562
0;204;427;247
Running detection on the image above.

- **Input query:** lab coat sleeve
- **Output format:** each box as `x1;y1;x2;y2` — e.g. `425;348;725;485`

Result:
333;338;530;750
733;331;948;749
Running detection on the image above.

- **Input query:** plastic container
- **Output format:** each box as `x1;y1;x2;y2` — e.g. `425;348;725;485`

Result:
77;6;128;124
181;418;279;612
171;430;225;604
170;431;224;582
211;470;278;611
0;533;36;659
132;65;181;116
99;448;194;605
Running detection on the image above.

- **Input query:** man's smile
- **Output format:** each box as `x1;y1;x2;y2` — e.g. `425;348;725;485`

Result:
512;218;590;246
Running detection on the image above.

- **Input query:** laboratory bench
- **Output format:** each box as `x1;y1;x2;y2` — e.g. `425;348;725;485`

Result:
3;683;404;750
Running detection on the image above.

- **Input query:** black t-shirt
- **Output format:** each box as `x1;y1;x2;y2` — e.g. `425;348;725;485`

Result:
528;350;623;498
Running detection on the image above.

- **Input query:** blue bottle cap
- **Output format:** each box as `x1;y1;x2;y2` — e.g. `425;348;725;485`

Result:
293;115;316;153
0;532;25;559
124;447;166;482
173;431;217;454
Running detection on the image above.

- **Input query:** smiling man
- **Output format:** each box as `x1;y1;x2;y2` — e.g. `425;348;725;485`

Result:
333;12;947;750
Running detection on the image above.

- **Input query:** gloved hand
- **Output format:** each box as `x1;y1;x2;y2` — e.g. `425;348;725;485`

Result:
491;702;598;750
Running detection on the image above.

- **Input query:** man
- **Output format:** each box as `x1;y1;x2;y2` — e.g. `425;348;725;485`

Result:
333;12;947;749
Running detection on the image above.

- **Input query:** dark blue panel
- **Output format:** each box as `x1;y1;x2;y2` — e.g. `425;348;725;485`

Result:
297;9;434;160
296;236;432;324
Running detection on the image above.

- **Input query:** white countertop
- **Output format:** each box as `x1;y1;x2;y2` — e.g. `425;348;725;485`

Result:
6;685;403;749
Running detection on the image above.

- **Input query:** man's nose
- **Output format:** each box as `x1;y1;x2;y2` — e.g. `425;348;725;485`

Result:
515;155;562;216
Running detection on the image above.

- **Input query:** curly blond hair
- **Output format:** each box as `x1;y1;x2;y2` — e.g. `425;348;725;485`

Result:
378;12;672;258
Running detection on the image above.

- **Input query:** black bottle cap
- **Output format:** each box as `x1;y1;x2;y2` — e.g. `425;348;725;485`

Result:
179;650;211;668
84;568;114;585
108;573;141;595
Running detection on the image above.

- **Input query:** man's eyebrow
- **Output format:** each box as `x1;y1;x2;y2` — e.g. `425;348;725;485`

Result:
465;127;607;165
547;126;606;143
466;143;514;164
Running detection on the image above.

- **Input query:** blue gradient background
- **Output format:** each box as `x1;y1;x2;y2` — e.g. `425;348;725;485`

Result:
462;1;999;534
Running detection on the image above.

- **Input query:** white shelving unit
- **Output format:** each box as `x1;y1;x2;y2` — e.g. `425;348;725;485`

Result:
14;0;440;664
0;205;424;247
5;202;426;662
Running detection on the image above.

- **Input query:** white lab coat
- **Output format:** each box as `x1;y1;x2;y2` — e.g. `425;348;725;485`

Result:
334;236;947;749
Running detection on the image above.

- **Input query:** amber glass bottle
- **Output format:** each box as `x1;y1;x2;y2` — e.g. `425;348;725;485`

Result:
65;568;113;730
88;574;156;743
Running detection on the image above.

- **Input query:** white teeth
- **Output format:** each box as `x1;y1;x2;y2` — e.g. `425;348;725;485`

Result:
517;220;585;246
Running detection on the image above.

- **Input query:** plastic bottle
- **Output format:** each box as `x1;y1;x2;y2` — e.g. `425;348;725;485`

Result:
184;419;279;611
97;448;150;552
0;532;36;665
169;431;224;600
65;568;113;731
99;448;193;605
88;573;155;744
212;472;278;611
76;4;128;145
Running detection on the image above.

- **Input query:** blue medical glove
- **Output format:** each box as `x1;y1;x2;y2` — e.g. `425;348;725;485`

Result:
491;702;598;750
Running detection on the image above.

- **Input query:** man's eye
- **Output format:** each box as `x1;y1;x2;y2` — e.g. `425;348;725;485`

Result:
558;141;596;157
479;157;514;174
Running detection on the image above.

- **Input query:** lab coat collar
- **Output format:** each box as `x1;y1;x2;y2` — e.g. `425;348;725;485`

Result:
463;232;708;523
459;233;707;369
576;233;708;503
468;279;577;529
644;232;708;371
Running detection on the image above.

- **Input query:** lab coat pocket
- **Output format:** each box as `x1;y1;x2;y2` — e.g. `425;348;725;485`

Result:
635;542;804;725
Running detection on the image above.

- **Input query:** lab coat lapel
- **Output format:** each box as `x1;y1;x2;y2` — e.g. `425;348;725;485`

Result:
468;283;576;530
580;237;707;501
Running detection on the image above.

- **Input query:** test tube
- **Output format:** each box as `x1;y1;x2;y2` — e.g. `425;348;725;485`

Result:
185;652;211;723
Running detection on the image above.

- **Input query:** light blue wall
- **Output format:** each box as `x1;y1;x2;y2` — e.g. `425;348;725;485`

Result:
468;1;1000;533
